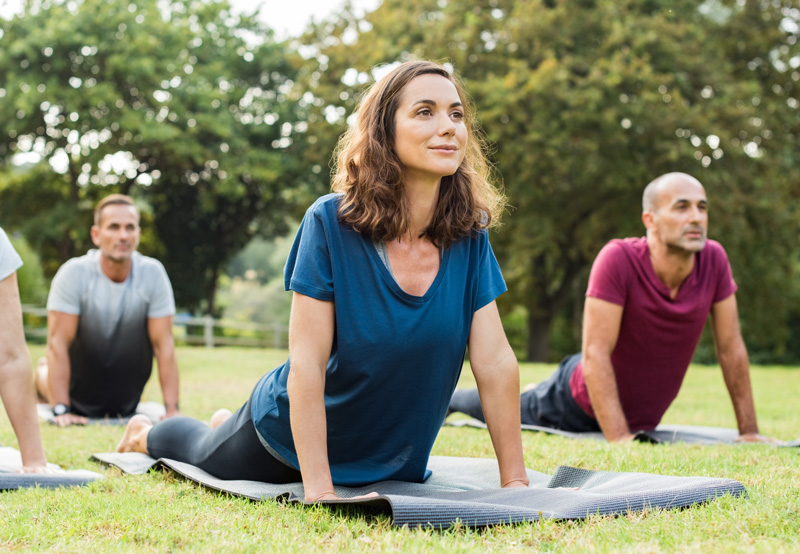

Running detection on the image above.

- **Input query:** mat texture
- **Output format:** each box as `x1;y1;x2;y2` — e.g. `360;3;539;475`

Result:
93;452;745;528
446;419;799;446
0;447;103;490
37;401;165;426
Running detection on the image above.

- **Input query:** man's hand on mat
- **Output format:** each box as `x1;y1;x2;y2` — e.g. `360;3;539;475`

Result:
52;413;89;427
735;433;785;445
608;432;637;443
161;410;180;421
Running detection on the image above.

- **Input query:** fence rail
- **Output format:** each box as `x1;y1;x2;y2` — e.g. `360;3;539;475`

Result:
21;306;287;350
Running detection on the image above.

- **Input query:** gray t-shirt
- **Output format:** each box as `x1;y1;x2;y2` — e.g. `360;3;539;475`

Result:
0;227;23;282
47;249;175;417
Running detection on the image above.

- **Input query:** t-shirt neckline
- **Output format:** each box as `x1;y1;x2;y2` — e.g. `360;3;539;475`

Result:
367;238;450;302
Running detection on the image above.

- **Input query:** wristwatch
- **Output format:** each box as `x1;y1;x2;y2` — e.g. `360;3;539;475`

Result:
53;403;71;417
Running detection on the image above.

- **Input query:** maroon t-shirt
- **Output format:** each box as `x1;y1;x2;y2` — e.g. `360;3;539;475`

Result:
570;237;737;431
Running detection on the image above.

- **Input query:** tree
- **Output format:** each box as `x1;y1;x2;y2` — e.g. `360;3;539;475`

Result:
295;0;800;361
0;0;302;312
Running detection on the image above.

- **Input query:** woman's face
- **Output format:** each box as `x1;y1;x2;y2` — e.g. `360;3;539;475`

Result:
393;74;467;185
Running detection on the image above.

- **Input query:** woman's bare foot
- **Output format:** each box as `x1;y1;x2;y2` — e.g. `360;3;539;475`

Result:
210;408;232;429
116;415;153;453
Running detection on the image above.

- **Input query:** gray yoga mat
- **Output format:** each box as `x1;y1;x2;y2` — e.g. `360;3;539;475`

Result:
447;419;798;446
37;401;166;426
93;452;745;528
0;447;103;490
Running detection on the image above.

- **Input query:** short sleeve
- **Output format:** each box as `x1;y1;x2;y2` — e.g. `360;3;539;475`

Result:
145;259;176;319
46;260;83;315
710;242;738;304
585;241;630;307
0;228;23;282
474;231;507;312
283;197;335;302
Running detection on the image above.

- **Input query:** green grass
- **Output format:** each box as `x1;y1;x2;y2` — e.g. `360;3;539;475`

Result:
1;345;798;553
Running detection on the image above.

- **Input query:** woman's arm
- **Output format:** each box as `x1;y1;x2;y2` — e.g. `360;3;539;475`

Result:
0;272;49;471
468;301;529;488
286;291;338;501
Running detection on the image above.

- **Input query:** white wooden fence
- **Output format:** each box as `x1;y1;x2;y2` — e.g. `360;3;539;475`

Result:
21;306;287;349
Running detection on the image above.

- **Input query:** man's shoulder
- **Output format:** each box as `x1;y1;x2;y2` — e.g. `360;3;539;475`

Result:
607;236;647;251
594;236;646;266
132;251;167;272
131;252;173;292
47;251;99;312
53;250;99;279
697;239;733;285
701;239;727;258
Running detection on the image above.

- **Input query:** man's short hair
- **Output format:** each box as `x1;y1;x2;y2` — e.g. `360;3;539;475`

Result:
642;176;664;213
94;194;139;225
642;172;701;213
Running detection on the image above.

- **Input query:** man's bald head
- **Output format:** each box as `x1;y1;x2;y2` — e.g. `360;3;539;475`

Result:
642;172;704;213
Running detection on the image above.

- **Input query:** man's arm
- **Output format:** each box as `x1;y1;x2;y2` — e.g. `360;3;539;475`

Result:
710;294;776;443
468;300;529;488
147;315;180;419
581;296;635;442
46;310;87;426
0;273;49;470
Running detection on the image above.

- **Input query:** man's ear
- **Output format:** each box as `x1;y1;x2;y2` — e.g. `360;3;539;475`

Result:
90;225;100;246
641;211;655;232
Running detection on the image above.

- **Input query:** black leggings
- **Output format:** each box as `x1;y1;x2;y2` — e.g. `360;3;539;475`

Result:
147;395;302;483
449;353;601;433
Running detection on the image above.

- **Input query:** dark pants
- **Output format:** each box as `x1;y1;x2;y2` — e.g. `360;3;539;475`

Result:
449;353;600;433
147;393;302;483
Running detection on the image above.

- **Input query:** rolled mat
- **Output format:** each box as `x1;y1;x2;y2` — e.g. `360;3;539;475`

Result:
0;447;103;490
92;452;745;528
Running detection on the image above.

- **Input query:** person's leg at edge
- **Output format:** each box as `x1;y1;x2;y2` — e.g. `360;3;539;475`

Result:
210;409;232;429
117;397;301;483
116;414;153;453
35;357;50;404
448;388;487;422
450;353;592;429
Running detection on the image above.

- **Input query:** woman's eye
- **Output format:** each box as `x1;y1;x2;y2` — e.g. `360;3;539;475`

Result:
451;111;464;119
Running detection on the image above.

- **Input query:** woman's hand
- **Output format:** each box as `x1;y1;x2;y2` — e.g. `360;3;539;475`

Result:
16;465;63;474
501;478;529;489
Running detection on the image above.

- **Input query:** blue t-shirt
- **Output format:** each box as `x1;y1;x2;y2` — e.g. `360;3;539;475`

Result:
251;194;506;486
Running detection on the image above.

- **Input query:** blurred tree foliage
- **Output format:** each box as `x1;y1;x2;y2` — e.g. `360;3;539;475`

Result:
294;0;800;361
0;0;304;313
7;232;48;305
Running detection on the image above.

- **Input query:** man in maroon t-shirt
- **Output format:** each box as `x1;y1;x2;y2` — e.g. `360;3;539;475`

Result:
450;173;776;443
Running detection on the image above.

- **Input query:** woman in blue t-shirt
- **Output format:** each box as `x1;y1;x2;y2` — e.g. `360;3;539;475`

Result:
117;60;529;500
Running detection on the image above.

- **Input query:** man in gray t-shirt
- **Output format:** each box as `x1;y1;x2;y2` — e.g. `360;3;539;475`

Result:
36;194;181;426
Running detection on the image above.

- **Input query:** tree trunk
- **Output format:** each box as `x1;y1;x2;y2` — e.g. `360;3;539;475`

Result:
206;267;219;316
526;310;553;362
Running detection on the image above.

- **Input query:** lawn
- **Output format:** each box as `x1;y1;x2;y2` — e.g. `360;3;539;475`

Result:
1;345;798;553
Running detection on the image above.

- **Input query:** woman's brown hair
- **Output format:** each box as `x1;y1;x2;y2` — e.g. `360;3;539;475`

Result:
331;60;505;247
